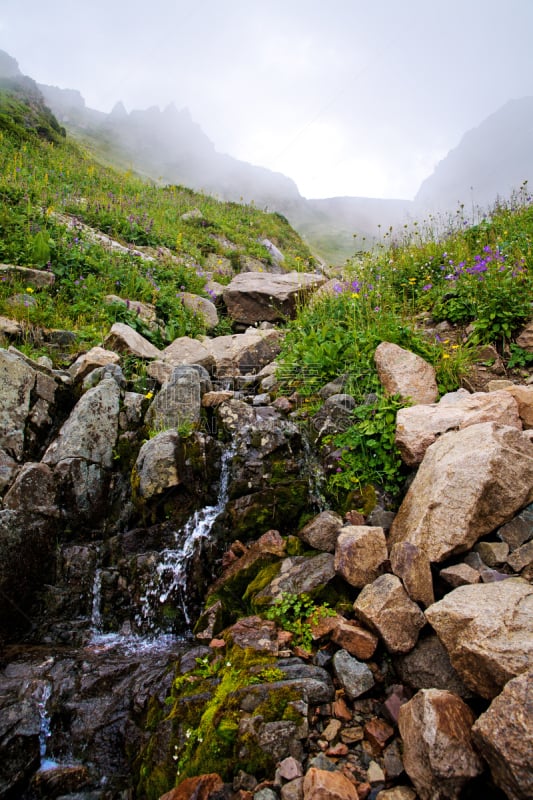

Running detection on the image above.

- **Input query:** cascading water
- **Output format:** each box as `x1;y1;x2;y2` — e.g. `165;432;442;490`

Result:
136;443;235;633
90;443;235;643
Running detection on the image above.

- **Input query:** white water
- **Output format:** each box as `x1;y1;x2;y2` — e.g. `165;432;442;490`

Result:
91;444;235;643
32;680;59;771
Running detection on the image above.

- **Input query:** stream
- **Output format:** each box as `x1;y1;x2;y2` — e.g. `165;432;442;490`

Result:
0;443;238;799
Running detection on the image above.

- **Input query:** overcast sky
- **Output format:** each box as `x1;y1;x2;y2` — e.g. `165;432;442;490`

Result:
1;0;532;199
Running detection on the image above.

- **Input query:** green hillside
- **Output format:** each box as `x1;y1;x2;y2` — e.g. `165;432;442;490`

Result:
0;85;314;358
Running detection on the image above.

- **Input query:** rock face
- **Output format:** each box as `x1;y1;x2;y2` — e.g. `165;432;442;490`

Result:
160;335;216;372
398;689;483;800
68;346;120;381
0;262;55;287
389;422;533;562
395;388;522;466
472;670;533;800
424;579;533;698
332;650;375;699
374;342;438;404
353;574;426;654
223;272;325;325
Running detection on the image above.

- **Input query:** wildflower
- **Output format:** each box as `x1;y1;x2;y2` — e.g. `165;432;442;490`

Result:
225;661;232;667
351;292;359;299
422;284;432;291
145;391;154;400
25;287;34;293
442;353;451;359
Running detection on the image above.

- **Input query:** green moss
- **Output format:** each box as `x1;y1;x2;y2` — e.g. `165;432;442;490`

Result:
135;645;307;794
242;561;282;605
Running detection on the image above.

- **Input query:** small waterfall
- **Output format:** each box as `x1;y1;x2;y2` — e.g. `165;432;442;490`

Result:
32;680;57;771
137;443;234;633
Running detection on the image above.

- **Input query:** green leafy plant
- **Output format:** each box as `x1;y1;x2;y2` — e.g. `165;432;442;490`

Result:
327;393;406;503
264;592;335;652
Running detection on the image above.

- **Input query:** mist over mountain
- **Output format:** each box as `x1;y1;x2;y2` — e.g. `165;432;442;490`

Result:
415;97;533;212
2;50;532;264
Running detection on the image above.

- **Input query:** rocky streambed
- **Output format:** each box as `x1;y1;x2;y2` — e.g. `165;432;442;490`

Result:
0;312;533;800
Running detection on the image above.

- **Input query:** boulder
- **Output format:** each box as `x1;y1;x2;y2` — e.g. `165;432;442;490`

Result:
178;292;219;330
0;349;37;460
328;616;378;661
223;271;325;324
104;322;161;359
303;767;359;800
68;346;120;381
395;389;521;466
144;366;203;432
388;423;533;562
0;315;22;337
439;563;481;588
3;462;58;517
204;328;282;378
353;574;426;654
390;542;434;608
472;670;533;800
398;689;483;800
374;342;438;404
42;376;120;469
252;554;336;608
0;263;55;288
160;335;216;372
334;526;388;588
394;634;472;697
425;579;533;698
133;430;181;500
222;615;279;653
298;511;344;553
332;650;375;700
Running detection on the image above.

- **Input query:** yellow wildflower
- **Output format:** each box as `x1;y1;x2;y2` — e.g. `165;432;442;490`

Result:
145;391;154;400
25;287;34;294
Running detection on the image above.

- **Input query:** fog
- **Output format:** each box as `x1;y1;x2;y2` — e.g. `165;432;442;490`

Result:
1;0;532;199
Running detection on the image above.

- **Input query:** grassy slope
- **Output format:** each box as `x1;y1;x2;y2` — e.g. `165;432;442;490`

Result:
0;86;315;358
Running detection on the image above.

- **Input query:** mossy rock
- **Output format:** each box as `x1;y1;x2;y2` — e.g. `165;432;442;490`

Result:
134;645;309;795
225;481;308;540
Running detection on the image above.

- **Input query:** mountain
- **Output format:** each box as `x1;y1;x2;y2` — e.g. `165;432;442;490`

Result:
415;97;533;212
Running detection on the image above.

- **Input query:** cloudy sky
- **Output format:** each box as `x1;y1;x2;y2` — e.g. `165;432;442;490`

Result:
1;0;532;199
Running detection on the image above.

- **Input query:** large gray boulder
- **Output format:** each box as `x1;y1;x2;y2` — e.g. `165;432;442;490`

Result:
389;423;533;562
204;328;282;378
223;271;325;324
0;349;37;460
144;366;205;432
42;377;120;469
133;429;181;500
424;579;533;699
